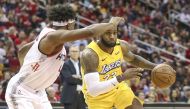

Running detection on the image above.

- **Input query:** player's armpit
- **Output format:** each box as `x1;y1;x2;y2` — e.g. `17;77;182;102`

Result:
80;48;99;74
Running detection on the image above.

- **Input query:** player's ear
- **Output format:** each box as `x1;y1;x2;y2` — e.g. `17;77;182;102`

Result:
67;20;75;30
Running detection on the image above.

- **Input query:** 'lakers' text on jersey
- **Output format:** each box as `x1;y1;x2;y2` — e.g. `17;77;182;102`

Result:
100;59;121;74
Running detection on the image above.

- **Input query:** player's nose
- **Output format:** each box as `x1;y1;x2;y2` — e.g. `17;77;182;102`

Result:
110;34;116;40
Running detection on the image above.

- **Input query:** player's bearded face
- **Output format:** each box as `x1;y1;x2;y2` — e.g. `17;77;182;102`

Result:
101;30;117;48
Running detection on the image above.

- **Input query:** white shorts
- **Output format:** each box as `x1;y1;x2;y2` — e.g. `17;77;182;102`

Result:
5;79;52;109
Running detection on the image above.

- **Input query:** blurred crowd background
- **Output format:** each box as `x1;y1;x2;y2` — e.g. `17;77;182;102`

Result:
0;0;190;104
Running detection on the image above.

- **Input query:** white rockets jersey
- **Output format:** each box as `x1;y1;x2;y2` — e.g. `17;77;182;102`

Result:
11;27;66;91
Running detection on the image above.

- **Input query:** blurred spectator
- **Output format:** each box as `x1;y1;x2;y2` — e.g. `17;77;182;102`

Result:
145;86;158;103
0;71;11;100
185;88;190;103
60;45;86;109
0;39;6;64
186;42;190;59
46;86;59;103
170;87;181;102
180;86;190;103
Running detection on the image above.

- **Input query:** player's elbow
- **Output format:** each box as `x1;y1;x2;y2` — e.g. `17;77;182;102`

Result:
86;86;100;97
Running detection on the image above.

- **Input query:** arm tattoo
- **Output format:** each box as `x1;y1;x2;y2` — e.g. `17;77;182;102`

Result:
80;48;99;74
119;39;157;70
129;55;157;70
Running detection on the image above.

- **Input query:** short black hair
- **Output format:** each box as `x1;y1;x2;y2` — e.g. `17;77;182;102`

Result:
47;4;76;22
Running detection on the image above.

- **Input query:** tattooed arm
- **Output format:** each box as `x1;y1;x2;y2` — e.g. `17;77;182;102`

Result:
120;40;157;70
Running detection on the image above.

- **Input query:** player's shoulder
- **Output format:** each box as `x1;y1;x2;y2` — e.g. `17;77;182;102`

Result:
118;39;130;52
81;48;97;56
80;47;99;68
81;48;98;59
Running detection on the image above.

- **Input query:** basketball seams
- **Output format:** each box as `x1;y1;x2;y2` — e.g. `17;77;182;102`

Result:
151;64;176;88
156;66;176;84
154;68;169;88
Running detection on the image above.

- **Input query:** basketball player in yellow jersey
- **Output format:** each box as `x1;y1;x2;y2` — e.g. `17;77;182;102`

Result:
80;19;158;109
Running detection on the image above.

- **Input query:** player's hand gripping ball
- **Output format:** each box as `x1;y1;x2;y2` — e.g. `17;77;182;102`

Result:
151;64;176;88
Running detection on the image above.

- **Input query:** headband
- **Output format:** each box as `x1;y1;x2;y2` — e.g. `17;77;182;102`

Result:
52;19;75;26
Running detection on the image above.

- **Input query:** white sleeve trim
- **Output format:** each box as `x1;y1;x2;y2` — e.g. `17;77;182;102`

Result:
84;72;119;97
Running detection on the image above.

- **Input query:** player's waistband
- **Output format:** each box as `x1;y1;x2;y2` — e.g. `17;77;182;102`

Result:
20;84;41;94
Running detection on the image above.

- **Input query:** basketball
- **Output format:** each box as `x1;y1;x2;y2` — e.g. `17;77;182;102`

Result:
151;64;176;89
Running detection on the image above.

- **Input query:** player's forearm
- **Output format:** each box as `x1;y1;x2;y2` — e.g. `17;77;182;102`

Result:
56;28;93;43
84;72;119;97
129;55;157;70
53;23;113;44
85;23;114;37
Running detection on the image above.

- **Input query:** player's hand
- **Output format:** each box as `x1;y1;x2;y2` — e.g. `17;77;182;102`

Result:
72;74;81;79
109;17;125;27
123;68;144;80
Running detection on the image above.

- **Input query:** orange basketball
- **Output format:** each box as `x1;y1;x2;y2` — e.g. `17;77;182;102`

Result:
151;64;176;88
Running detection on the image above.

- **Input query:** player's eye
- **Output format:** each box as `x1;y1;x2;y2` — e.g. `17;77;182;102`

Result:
106;32;111;35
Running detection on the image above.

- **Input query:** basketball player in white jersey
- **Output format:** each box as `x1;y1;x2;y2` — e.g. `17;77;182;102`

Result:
5;4;124;109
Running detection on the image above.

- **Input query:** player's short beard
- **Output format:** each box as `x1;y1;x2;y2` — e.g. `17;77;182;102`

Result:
101;38;116;48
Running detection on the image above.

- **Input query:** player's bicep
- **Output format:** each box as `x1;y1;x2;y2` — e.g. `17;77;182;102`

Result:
80;48;99;74
120;40;135;62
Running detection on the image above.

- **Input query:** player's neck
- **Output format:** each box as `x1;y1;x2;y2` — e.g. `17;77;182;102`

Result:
97;42;114;54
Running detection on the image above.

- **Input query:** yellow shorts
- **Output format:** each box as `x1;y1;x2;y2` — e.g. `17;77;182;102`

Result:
84;84;143;109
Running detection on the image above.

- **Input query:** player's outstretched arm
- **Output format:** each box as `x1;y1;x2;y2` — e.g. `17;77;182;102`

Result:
18;41;34;65
120;40;157;70
40;23;114;55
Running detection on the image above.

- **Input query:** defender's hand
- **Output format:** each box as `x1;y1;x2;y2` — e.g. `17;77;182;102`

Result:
109;17;125;26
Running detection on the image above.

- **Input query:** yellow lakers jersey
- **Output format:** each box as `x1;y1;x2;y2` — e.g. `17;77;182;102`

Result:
81;40;126;99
